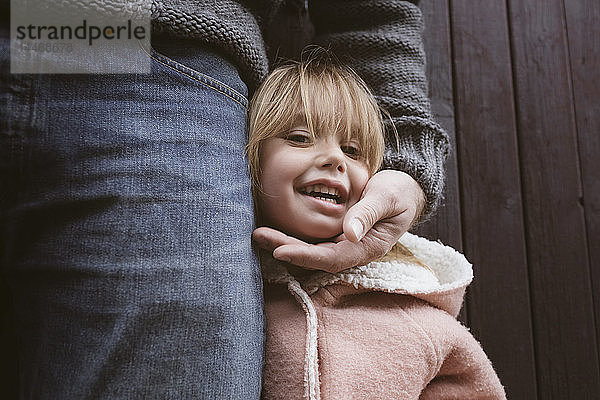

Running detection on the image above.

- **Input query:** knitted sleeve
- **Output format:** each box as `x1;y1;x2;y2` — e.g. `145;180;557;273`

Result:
309;0;450;219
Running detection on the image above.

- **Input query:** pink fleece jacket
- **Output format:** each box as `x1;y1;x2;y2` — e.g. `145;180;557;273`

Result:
261;233;506;399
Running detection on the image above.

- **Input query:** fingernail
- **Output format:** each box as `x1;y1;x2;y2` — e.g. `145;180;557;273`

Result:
350;218;364;241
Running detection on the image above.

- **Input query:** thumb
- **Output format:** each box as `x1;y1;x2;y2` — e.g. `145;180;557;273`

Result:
343;194;395;242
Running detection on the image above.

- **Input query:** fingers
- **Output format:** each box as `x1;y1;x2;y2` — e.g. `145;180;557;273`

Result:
343;198;393;243
272;234;389;273
252;227;308;252
343;170;424;243
253;216;407;273
252;227;364;272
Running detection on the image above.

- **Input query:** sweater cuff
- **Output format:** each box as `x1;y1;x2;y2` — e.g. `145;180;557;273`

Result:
382;116;450;222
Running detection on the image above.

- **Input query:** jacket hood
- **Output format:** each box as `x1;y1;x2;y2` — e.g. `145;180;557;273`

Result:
262;232;473;317
261;233;474;400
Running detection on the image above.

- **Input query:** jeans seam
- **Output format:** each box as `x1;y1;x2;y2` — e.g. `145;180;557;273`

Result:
140;44;248;109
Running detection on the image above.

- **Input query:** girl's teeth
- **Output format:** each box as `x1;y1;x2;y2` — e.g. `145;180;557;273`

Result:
303;185;340;196
315;196;335;203
301;184;341;204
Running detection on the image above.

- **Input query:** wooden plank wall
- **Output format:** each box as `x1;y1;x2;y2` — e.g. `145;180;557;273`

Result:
416;1;600;398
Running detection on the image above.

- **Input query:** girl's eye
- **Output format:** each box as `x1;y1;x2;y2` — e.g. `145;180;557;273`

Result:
285;131;312;144
341;144;361;158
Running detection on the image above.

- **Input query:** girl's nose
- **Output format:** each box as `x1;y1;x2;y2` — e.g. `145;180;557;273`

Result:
318;140;346;173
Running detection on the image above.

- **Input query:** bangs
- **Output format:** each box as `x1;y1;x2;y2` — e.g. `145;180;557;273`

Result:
298;63;384;173
247;59;385;190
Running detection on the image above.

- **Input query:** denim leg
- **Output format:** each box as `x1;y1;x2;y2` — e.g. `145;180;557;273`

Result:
0;32;264;399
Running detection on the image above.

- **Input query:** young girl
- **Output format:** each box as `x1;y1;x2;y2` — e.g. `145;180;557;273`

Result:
247;56;506;399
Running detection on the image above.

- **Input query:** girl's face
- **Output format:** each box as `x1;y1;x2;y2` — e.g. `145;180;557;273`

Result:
257;126;370;242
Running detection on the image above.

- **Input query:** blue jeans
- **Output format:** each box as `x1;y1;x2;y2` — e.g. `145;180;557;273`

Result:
0;30;264;399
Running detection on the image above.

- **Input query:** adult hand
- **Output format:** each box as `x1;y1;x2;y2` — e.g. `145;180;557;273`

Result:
252;170;425;273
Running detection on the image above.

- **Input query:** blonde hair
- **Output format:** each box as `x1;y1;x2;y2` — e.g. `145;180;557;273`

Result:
247;53;385;193
247;53;433;274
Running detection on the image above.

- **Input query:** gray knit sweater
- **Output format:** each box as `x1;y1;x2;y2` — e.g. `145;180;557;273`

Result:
153;0;449;218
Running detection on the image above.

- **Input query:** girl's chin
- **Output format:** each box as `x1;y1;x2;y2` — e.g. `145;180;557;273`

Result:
264;219;343;243
293;227;342;243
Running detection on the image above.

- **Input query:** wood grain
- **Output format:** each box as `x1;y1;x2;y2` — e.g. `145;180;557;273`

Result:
507;0;600;397
449;1;537;398
564;0;600;372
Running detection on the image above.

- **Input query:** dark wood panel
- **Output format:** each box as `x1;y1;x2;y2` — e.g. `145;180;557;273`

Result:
415;0;462;252
507;0;600;397
449;1;537;398
564;0;600;368
415;0;466;325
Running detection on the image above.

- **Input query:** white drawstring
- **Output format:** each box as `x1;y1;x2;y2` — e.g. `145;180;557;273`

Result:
285;277;321;400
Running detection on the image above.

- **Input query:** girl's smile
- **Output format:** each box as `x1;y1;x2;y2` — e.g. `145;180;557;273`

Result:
258;126;370;242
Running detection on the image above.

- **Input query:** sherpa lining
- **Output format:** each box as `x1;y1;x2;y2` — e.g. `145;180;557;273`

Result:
302;232;473;296
261;232;474;400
